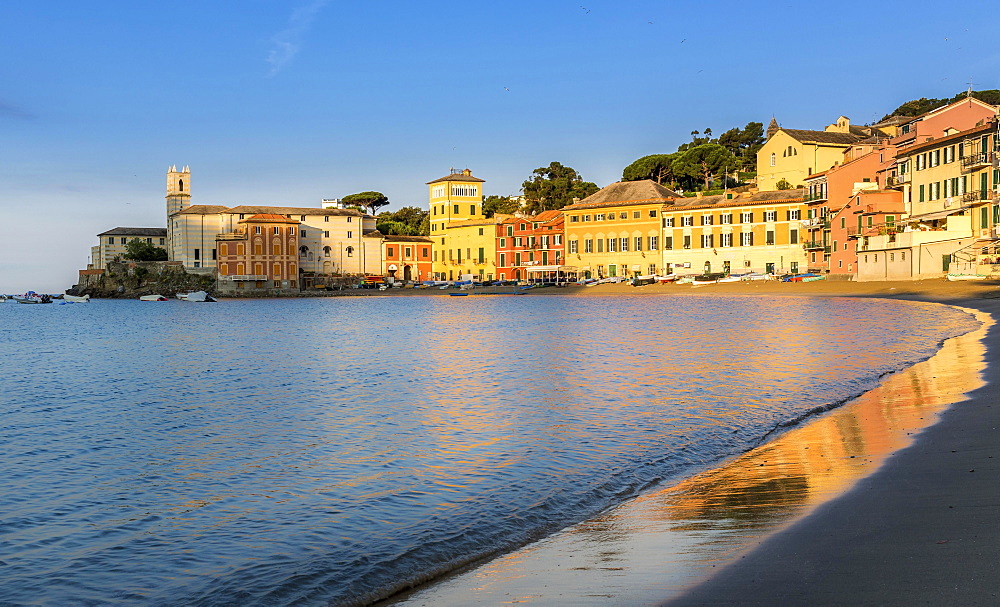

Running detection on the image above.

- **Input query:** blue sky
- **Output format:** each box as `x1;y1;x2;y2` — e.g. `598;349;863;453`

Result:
1;0;997;292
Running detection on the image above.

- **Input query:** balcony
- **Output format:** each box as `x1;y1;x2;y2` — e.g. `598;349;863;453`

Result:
803;192;828;203
886;173;910;188
962;190;990;203
961;151;993;171
217;231;248;240
225;274;268;281
799;218;829;229
803;241;830;252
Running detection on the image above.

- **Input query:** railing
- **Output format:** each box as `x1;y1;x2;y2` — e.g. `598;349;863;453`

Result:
217;231;248;240
225;274;268;281
803;241;830;252
803;193;828;203
962;190;989;203
886;174;910;187
961;151;992;170
799;218;830;229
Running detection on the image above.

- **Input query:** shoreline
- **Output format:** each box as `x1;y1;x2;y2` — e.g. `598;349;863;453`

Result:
388;279;1000;605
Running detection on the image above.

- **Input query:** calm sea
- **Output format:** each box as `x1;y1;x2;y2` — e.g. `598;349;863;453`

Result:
0;294;978;606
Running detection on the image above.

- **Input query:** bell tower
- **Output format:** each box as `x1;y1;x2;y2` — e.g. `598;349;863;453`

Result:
166;165;191;217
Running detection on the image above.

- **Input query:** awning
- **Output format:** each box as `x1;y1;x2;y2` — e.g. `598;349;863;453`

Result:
525;265;578;272
905;207;966;222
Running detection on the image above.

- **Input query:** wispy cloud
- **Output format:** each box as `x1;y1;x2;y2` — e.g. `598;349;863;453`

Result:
0;99;36;120
266;0;330;77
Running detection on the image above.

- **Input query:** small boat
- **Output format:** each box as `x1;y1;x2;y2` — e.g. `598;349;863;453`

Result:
63;294;90;303
449;292;469;296
14;296;52;304
179;290;217;302
947;273;988;281
139;294;169;301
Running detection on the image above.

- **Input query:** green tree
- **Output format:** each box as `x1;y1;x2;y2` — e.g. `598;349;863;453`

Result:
775;178;793;190
717;122;765;171
376;220;419;235
521;162;599;214
342;191;390;215
622;153;680;186
671;144;739;190
123;238;168;261
482;195;522;218
880;90;1000;121
377;206;428;235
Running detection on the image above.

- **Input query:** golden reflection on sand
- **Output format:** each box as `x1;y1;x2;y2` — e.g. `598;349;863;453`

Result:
396;306;989;606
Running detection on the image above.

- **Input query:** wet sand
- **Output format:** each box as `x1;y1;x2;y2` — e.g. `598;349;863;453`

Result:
388;278;1000;605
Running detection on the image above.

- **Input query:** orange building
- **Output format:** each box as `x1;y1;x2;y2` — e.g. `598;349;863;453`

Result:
381;235;433;283
216;214;300;294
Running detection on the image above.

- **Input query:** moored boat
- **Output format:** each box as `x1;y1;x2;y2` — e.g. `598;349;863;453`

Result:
179;290;217;302
139;294;169;301
63;294;90;303
947;273;988;281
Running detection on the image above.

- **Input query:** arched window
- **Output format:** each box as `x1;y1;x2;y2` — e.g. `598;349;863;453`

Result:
770;153;776;166
346;246;354;257
178;179;184;192
323;246;331;257
299;245;309;257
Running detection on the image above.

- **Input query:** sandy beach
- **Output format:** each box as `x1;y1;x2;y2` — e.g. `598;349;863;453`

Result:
387;278;1000;605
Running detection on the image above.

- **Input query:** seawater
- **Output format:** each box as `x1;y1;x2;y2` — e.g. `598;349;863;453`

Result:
0;294;978;606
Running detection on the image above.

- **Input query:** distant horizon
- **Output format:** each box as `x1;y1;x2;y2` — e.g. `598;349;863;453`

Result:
2;0;997;293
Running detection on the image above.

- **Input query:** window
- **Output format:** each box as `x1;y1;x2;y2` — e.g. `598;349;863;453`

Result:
664;236;673;249
701;234;714;248
682;216;693;226
324;246;331;257
478;228;484;236
194;248;200;260
570;215;579;223
634;236;642;251
387;247;395;257
478;248;485;264
499;238;506;248
255;226;262;235
770;153;776;166
764;211;777;222
346;246;354;257
649;210;657;217
499;253;506;267
721;213;733;224
584;239;593;253
453;204;459;214
740;211;753;223
596;213;606;221
619;212;627;219
583;215;591;222
347;231;352;239
620;237;629;252
324;216;329;222
569;240;578;253
212;249;217;260
720;232;732;247
648;235;658;250
514;237;522;247
701;215;713;226
766;230;775;246
597;239;604;252
608;238;617;252
790;229;798;244
683;235;692;249
740;232;753;246
273;227;280;235
663;217;675;227
633;211;640;219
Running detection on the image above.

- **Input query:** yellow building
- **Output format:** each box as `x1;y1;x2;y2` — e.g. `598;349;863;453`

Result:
757;117;890;191
660;190;807;275
428;169;499;281
561;180;679;279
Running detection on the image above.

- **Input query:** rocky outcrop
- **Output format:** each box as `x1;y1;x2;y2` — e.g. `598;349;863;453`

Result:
70;261;216;299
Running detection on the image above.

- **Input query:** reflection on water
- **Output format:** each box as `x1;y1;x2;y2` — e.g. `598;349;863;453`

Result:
0;296;980;606
398;307;988;606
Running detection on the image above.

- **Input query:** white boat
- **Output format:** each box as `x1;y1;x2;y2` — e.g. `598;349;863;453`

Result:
180;291;217;302
63;294;90;303
947;274;988;281
139;294;169;301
